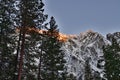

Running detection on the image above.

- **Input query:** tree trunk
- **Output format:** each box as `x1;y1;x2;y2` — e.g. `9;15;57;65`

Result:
38;40;43;80
18;29;25;80
13;29;22;80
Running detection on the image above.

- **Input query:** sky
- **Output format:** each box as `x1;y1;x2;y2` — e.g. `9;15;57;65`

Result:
44;0;120;35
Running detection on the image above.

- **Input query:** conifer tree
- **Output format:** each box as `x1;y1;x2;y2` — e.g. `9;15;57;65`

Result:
103;38;120;80
15;0;48;80
0;0;16;79
84;59;93;80
40;17;67;80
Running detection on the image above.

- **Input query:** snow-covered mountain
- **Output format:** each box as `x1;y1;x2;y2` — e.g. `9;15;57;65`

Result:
62;30;111;80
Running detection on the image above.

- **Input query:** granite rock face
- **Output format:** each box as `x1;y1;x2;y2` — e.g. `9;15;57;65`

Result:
62;30;110;80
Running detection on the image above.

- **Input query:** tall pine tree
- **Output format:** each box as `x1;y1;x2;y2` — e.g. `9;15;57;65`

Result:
0;0;16;79
14;0;48;80
40;17;67;80
84;59;93;80
103;38;120;80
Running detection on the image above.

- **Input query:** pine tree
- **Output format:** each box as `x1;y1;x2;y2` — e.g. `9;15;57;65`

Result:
14;0;48;80
40;17;67;80
103;38;120;80
84;59;93;80
0;0;16;79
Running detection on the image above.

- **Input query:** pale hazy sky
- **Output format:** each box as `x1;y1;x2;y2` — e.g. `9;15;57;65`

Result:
44;0;120;35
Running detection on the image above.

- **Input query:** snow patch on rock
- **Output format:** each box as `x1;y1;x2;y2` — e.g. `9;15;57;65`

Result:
62;30;108;80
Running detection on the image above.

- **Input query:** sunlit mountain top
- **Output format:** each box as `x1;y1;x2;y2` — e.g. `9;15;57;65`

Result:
16;27;77;42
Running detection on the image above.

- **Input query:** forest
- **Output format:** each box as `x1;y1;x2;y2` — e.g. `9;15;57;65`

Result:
0;0;120;80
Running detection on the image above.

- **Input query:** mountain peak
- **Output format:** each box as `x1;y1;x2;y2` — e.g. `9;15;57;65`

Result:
80;30;99;37
62;30;107;80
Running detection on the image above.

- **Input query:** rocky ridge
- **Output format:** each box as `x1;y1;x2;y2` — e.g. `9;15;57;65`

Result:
62;30;113;80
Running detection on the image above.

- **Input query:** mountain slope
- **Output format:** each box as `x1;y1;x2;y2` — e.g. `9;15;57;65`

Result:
62;30;109;80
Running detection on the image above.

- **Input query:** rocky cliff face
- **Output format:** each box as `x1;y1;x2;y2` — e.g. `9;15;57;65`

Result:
107;32;120;44
62;30;110;80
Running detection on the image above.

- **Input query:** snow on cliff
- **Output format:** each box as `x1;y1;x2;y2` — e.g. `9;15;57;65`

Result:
62;30;109;80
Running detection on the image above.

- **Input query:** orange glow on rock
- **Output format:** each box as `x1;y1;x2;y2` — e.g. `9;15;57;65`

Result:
16;27;76;42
